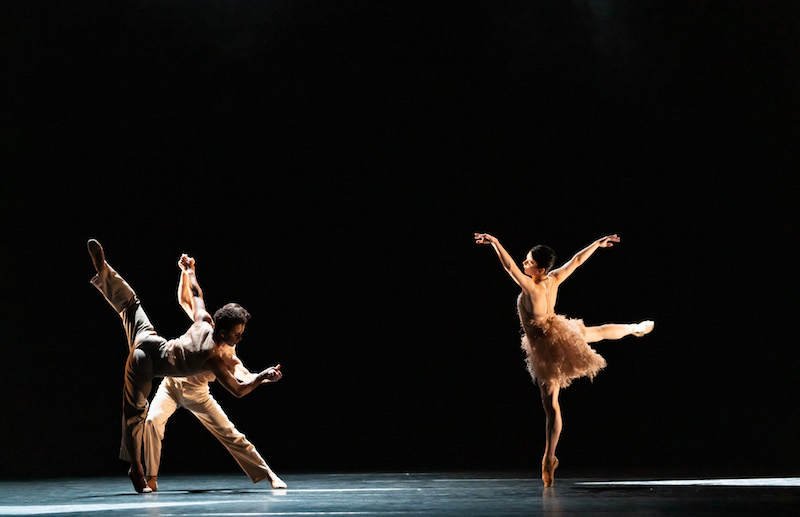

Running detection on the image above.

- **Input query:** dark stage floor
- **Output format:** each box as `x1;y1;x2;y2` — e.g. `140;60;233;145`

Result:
1;472;798;516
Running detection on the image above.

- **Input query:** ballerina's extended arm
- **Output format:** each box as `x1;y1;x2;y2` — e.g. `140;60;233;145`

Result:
474;233;534;291
551;234;620;283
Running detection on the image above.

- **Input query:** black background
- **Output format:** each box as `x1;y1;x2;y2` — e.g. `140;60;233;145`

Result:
2;1;798;479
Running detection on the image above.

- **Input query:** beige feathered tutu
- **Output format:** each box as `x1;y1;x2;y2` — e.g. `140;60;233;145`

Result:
518;294;606;389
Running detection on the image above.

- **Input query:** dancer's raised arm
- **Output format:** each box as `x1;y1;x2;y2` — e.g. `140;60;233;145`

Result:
475;233;534;291
551;234;619;283
179;254;213;325
177;255;195;319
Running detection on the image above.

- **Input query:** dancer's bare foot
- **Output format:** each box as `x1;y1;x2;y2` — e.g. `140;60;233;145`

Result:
270;475;287;489
146;476;158;492
631;320;655;337
542;457;559;488
128;467;152;494
87;239;107;273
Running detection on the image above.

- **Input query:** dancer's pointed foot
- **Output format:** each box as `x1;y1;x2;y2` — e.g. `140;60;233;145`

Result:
146;476;158;492
87;239;107;273
128;468;152;494
542;457;559;487
270;475;287;489
631;320;655;337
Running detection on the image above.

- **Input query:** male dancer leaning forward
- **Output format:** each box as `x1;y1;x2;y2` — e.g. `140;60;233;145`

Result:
143;255;286;491
88;239;282;493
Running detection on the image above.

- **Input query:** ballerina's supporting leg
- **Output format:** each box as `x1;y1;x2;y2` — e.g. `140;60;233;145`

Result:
538;381;561;487
584;320;654;342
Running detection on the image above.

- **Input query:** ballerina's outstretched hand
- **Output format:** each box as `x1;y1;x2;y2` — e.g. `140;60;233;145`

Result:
474;232;498;245
597;234;620;247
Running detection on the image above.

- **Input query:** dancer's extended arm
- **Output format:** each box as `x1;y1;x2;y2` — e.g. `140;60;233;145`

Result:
551;234;619;282
222;349;259;382
232;355;264;383
474;233;534;291
209;358;282;398
232;357;277;384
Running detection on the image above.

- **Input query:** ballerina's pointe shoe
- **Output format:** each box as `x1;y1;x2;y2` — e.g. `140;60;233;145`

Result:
542;457;559;488
271;476;287;489
87;239;107;273
632;320;654;337
128;468;152;494
146;477;158;492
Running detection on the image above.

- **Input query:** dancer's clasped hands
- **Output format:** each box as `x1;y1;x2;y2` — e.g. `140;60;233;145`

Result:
178;253;196;272
260;364;283;383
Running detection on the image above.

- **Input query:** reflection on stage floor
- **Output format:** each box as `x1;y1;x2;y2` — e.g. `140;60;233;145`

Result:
1;471;798;516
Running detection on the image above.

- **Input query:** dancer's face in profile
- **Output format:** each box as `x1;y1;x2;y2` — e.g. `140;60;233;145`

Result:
220;323;246;346
523;252;544;277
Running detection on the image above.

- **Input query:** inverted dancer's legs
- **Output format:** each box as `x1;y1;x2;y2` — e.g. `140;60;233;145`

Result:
538;381;561;487
88;239;156;493
584;320;654;343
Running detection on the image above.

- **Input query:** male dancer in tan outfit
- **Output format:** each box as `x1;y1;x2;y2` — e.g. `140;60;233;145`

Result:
143;259;286;491
88;239;282;493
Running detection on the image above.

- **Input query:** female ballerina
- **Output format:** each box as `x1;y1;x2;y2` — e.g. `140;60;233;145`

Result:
474;233;654;487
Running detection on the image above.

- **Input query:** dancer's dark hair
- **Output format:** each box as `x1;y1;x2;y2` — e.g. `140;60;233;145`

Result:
529;245;556;273
213;303;251;332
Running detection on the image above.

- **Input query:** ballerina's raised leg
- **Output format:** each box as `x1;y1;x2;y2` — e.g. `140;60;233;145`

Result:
583;320;654;342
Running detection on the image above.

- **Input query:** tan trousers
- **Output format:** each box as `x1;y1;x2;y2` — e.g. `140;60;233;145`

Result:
144;377;273;483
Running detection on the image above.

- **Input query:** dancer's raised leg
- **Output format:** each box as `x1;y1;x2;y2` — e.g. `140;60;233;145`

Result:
88;239;160;352
584;320;654;343
538;381;561;487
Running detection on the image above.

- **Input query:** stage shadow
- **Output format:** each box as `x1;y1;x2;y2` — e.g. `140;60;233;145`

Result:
78;488;272;500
